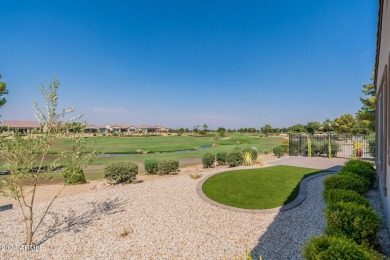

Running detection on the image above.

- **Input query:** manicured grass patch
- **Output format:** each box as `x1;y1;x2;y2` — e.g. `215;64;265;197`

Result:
202;165;328;209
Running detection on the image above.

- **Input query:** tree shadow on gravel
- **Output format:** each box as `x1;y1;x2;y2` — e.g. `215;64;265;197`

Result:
37;197;125;245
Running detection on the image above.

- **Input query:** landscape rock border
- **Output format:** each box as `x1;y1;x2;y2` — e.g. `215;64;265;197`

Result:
196;168;335;214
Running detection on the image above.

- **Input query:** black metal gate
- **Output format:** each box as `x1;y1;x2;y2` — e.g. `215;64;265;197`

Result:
288;134;375;159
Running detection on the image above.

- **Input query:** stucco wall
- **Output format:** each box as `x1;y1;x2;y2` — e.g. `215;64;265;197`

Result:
376;0;390;231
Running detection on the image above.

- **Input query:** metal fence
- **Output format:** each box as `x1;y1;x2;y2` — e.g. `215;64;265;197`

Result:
288;134;375;159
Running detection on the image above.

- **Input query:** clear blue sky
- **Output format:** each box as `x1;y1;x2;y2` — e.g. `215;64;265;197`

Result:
0;0;377;129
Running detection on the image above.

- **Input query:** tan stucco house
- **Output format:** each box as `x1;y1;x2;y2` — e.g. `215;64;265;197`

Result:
375;0;390;230
2;120;41;133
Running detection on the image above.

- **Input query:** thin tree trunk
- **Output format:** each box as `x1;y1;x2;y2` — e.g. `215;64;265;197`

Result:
27;210;33;245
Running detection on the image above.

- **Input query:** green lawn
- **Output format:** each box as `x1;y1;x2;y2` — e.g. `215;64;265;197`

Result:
202;165;327;210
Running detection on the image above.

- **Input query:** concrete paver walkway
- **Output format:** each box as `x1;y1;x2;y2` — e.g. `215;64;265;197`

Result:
267;156;347;172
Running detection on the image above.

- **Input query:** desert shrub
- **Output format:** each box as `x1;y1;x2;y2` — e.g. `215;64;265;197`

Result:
340;160;376;186
323;175;368;194
242;147;258;160
281;143;289;154
63;166;87;184
303;235;383;260
144;159;159;174
325;202;381;247
320;142;341;157
323;188;369;207
202;153;215;168
304;141;321;156
227;151;243;167
189;173;202;179
112;132;119;137
157;159;179;175
216;152;228;165
273;146;285;158
104;161;138;184
242;152;253;166
263;150;269;155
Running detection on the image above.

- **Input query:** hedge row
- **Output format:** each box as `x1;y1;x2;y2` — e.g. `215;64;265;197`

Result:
144;159;179;175
303;160;384;259
201;148;258;168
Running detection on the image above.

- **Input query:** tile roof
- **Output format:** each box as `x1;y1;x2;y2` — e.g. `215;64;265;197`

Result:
3;120;41;128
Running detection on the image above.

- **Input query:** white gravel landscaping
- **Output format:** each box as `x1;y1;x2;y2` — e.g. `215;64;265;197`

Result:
2;166;385;259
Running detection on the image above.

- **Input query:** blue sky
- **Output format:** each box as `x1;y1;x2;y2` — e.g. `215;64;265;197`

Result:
0;1;377;129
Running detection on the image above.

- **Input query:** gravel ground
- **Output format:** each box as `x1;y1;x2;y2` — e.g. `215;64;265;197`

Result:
0;168;358;259
366;188;390;256
251;176;328;259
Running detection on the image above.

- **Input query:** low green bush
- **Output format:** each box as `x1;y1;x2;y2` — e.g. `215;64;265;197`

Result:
157;159;179;175
323;188;369;207
227;151;243;167
325;202;381;247
323;175;368;194
273;146;285;158
242;148;258;161
216;152;228;165
339;171;371;191
341;160;376;186
202;153;215;168
303;235;384;260
104;161;138;184
63;166;87;185
144;159;159;174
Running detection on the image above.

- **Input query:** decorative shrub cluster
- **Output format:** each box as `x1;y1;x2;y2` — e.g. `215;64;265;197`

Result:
227;151;244;167
104;161;138;184
303;235;383;260
202;153;215;168
157;160;179;175
144;159;180;175
303;160;383;259
202;148;258;168
144;159;159;174
273;146;285;158
304;141;340;157
216;152;228;165
242;148;258;161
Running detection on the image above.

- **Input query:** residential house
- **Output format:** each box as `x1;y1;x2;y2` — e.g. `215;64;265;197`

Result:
2;120;41;133
375;0;390;230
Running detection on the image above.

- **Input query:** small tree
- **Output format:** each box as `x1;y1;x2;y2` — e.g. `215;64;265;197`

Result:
0;73;9;114
0;77;96;245
217;127;226;137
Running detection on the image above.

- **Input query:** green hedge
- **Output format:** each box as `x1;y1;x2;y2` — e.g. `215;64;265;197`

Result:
323;189;369;207
340;160;376;186
325;202;381;247
303;235;383;260
157;159;179;175
202;153;215;168
227;151;243;167
273;146;285;158
323;175;368;195
104;161;138;184
216;152;228;165
144;159;159;174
